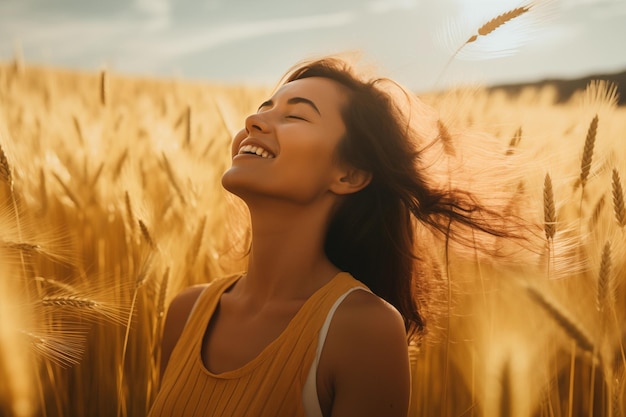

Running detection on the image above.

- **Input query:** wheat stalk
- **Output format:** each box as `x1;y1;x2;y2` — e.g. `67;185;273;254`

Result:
580;115;599;189
89;162;104;189
588;194;606;231
156;268;169;319
112;148;128;180
544;173;556;240
611;365;625;417
526;285;595;354
188;215;206;266
499;360;513;417
596;242;612;313
51;171;82;208
612;169;626;227
161;152;186;205
39;167;48;215
34;276;78;293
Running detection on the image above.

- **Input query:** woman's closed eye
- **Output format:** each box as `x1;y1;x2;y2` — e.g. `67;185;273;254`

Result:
286;114;308;121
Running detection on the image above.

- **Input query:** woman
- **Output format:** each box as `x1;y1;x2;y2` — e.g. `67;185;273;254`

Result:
148;57;513;417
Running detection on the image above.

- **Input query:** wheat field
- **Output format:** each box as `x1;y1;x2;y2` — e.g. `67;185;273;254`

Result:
0;58;624;417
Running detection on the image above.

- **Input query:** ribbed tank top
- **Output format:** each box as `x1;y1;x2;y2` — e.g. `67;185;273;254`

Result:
147;272;367;417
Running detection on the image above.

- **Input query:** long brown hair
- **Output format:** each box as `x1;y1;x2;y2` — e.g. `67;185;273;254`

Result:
283;57;523;339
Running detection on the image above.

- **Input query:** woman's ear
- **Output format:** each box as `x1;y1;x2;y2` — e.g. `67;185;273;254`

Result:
330;166;372;195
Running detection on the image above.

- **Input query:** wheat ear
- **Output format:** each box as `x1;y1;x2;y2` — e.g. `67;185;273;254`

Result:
138;219;155;249
185;105;192;146
612;169;626;227
112;148;128;180
505;127;523;156
437;119;455;157
438;4;534;84
42;295;98;309
23;328;86;367
580;115;599;189
161;153;186;205
0;143;14;189
124;191;136;235
526;285;594;353
72;115;84;146
544;173;556;240
596;242;612;313
188;215;207;266
588;194;606;231
99;69;107;106
460;5;534;50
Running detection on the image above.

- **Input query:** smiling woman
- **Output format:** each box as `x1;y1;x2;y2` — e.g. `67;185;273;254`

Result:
147;56;521;417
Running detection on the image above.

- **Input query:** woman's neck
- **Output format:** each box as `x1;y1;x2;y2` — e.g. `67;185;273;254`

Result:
239;199;340;303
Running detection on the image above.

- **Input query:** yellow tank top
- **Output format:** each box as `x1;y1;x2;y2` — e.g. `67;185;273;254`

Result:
148;272;367;417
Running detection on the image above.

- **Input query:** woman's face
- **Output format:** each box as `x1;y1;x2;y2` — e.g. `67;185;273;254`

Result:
222;76;350;205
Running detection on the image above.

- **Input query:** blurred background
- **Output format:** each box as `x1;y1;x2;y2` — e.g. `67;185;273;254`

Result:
1;0;626;92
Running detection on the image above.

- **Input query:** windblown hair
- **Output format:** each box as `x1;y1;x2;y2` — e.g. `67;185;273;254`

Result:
283;57;521;339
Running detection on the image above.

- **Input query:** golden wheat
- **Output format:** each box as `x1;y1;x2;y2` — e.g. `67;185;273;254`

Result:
2;59;625;417
588;194;607;231
72;115;84;146
99;69;107;106
526;285;594;354
185;105;192;146
50;171;81;208
0;144;13;188
543;173;556;240
580;115;599;189
596;241;612;313
505;127;522;156
138;219;156;249
612;168;626;227
464;5;533;46
160;153;186;205
436;119;456;157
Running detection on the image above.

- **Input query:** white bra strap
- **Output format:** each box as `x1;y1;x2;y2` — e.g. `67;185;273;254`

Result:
302;286;370;417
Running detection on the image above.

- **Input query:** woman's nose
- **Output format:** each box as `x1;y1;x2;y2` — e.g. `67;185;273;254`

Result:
245;112;271;134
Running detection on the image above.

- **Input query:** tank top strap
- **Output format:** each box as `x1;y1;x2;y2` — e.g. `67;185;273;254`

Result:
159;273;243;384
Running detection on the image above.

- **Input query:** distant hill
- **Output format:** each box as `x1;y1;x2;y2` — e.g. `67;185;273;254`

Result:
490;69;626;106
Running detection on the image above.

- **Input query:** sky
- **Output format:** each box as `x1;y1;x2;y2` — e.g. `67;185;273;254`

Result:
1;0;625;92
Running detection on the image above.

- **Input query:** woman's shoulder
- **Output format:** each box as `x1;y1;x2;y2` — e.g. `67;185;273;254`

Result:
318;290;410;416
333;289;406;341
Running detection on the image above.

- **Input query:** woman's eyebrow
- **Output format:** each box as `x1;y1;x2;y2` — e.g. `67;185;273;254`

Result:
287;97;321;115
257;97;321;116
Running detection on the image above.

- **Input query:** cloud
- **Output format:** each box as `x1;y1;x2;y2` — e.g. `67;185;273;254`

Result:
366;0;419;14
135;0;170;16
152;11;356;58
134;0;171;30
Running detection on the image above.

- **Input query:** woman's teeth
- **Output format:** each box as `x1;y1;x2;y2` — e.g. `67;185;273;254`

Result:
239;145;274;159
